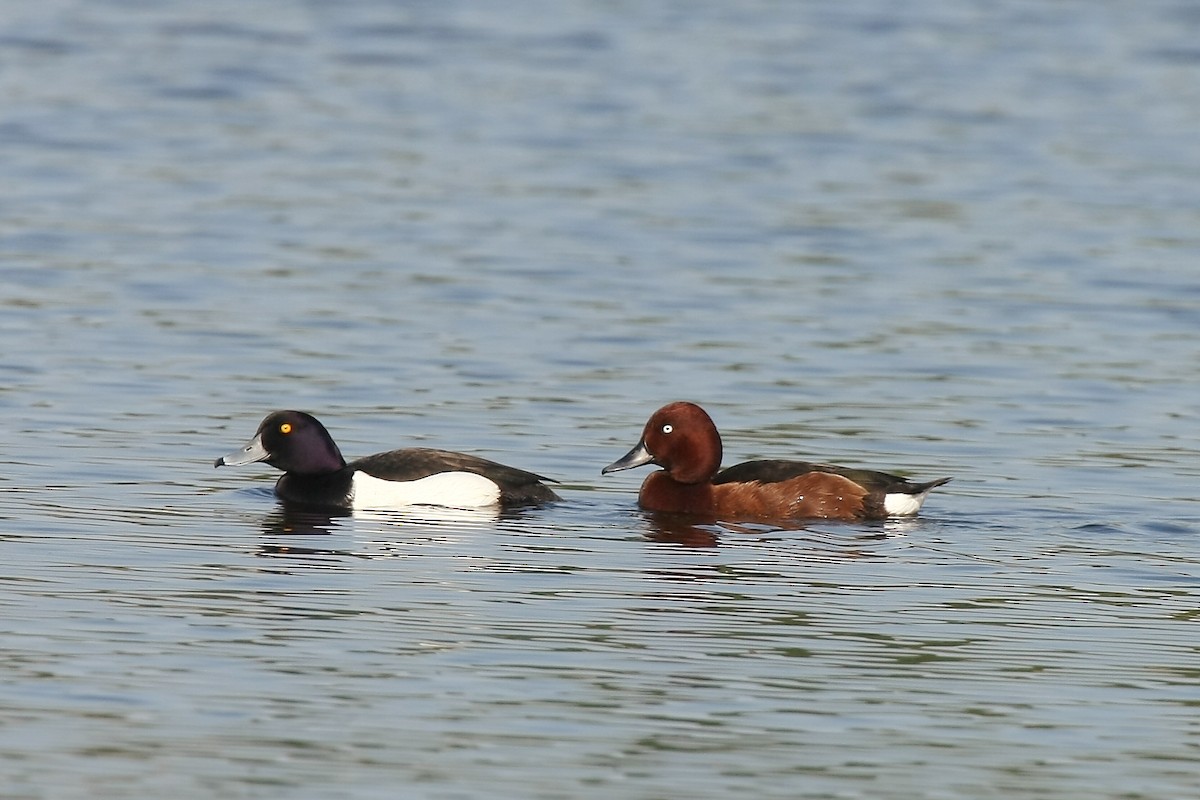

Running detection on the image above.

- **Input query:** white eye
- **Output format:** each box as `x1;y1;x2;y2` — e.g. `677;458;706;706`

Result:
661;424;673;434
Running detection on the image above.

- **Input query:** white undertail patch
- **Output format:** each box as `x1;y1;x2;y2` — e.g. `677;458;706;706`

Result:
883;489;932;517
350;470;502;510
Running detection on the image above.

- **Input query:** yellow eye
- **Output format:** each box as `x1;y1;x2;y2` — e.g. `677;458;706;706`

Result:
280;423;293;434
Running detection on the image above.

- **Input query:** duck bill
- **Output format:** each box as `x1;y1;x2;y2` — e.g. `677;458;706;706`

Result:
602;439;657;474
214;433;270;468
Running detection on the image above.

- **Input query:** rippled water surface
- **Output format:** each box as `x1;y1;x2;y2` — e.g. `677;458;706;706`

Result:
3;1;1200;797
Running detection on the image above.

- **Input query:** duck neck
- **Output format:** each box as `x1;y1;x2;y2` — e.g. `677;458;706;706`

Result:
639;471;714;514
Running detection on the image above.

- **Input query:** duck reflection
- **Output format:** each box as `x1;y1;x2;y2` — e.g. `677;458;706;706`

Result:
255;505;360;559
638;510;911;552
261;505;349;536
640;512;726;547
640;511;811;547
253;501;519;559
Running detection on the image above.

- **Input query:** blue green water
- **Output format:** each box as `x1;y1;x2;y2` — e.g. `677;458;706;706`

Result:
2;1;1200;797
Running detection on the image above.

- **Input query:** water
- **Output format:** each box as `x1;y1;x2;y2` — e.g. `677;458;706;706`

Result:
3;0;1200;797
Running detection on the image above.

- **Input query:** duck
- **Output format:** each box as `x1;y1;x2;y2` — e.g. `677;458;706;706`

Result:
602;401;949;521
215;410;559;510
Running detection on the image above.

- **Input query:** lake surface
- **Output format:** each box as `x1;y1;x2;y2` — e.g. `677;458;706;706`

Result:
3;0;1200;797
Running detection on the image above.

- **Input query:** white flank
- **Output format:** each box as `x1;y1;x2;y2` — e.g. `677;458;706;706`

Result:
883;490;929;517
350;470;501;510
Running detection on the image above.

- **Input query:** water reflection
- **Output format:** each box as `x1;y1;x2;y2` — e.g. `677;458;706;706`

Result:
641;511;725;547
256;541;366;560
258;501;520;535
352;505;505;526
260;505;349;536
252;501;546;559
637;509;912;550
254;506;361;560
